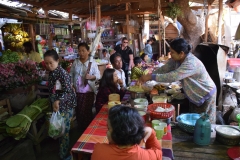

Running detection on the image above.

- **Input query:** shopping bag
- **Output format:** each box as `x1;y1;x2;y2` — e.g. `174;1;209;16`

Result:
48;111;65;139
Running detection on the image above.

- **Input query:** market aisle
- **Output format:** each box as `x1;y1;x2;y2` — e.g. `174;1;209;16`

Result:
36;125;83;160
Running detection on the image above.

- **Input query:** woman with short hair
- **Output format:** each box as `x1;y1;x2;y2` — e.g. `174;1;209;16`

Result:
92;105;162;160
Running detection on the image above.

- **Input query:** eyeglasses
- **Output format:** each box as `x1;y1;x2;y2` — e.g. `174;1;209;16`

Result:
123;41;128;43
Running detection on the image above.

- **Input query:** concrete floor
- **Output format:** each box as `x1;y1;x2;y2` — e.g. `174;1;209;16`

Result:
36;126;83;160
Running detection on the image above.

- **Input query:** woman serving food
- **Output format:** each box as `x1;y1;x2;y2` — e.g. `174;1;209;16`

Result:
139;38;217;124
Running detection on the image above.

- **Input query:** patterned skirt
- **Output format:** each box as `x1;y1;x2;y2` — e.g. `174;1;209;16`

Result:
76;92;95;131
189;91;217;124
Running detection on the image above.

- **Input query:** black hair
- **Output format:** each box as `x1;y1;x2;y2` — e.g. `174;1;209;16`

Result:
133;57;142;65
170;38;191;55
44;49;59;61
121;37;128;42
102;49;107;53
99;68;118;92
110;53;122;65
23;41;33;50
78;42;89;51
147;39;152;44
108;105;145;146
140;53;148;61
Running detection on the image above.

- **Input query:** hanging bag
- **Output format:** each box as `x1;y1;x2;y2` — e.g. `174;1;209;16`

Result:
48;111;65;139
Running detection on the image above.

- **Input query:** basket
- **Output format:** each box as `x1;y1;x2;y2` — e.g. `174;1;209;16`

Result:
176;113;200;133
147;103;174;119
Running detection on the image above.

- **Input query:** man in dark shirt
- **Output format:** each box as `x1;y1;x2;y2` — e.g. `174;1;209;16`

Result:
112;37;134;85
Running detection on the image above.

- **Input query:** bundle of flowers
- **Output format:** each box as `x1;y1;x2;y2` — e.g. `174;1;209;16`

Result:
60;59;74;73
0;60;42;91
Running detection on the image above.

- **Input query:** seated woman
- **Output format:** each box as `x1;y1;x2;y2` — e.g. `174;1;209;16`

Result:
95;68;126;114
92;105;162;160
140;53;148;66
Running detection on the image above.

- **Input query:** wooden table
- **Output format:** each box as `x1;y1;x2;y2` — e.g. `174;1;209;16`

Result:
71;104;174;160
172;124;237;160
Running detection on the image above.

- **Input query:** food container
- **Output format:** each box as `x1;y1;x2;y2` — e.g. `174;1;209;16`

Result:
108;101;121;109
152;96;167;103
134;105;147;111
133;98;148;106
176;113;200;133
129;91;146;99
147;103;174;119
215;125;240;145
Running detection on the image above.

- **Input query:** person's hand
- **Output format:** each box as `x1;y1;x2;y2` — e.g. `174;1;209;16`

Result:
139;74;152;84
143;127;152;143
85;74;95;80
72;85;76;93
117;79;123;86
53;100;60;112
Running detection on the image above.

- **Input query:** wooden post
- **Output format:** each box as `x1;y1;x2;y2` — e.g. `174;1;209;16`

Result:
217;0;223;44
204;2;211;42
95;5;101;26
29;24;36;52
158;0;162;57
126;3;130;39
69;9;73;47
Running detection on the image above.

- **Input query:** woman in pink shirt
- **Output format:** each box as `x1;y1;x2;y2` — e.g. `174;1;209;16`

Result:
92;105;162;160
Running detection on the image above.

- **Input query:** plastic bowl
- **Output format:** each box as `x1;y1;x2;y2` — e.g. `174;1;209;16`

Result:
176;113;200;133
133;98;148;106
134;105;147;111
215;125;240;145
152;96;167;103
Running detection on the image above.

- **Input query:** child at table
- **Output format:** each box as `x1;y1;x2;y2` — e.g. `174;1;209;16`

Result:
131;57;144;81
95;68;126;114
92;105;162;160
44;49;76;160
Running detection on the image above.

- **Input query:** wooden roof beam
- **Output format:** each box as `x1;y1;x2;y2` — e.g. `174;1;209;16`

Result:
78;5;218;17
43;0;140;10
78;8;157;17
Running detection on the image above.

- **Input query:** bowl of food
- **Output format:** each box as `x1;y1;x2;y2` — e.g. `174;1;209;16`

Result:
215;125;240;145
134;105;147;111
152;96;167;103
147;103;174;119
176;113;200;133
134;98;148;106
128;84;151;99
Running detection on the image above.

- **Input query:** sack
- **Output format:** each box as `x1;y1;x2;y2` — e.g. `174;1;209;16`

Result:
48;111;65;139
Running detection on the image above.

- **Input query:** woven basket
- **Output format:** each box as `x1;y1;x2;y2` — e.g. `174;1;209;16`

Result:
147;103;174;119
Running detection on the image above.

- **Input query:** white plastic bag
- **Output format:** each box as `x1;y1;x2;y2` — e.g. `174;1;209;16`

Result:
48;111;65;139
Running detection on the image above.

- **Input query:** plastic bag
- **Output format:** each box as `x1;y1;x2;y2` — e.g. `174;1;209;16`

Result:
48;111;65;139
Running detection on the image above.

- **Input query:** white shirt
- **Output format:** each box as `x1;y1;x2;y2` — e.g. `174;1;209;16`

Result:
115;69;126;89
70;58;100;93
